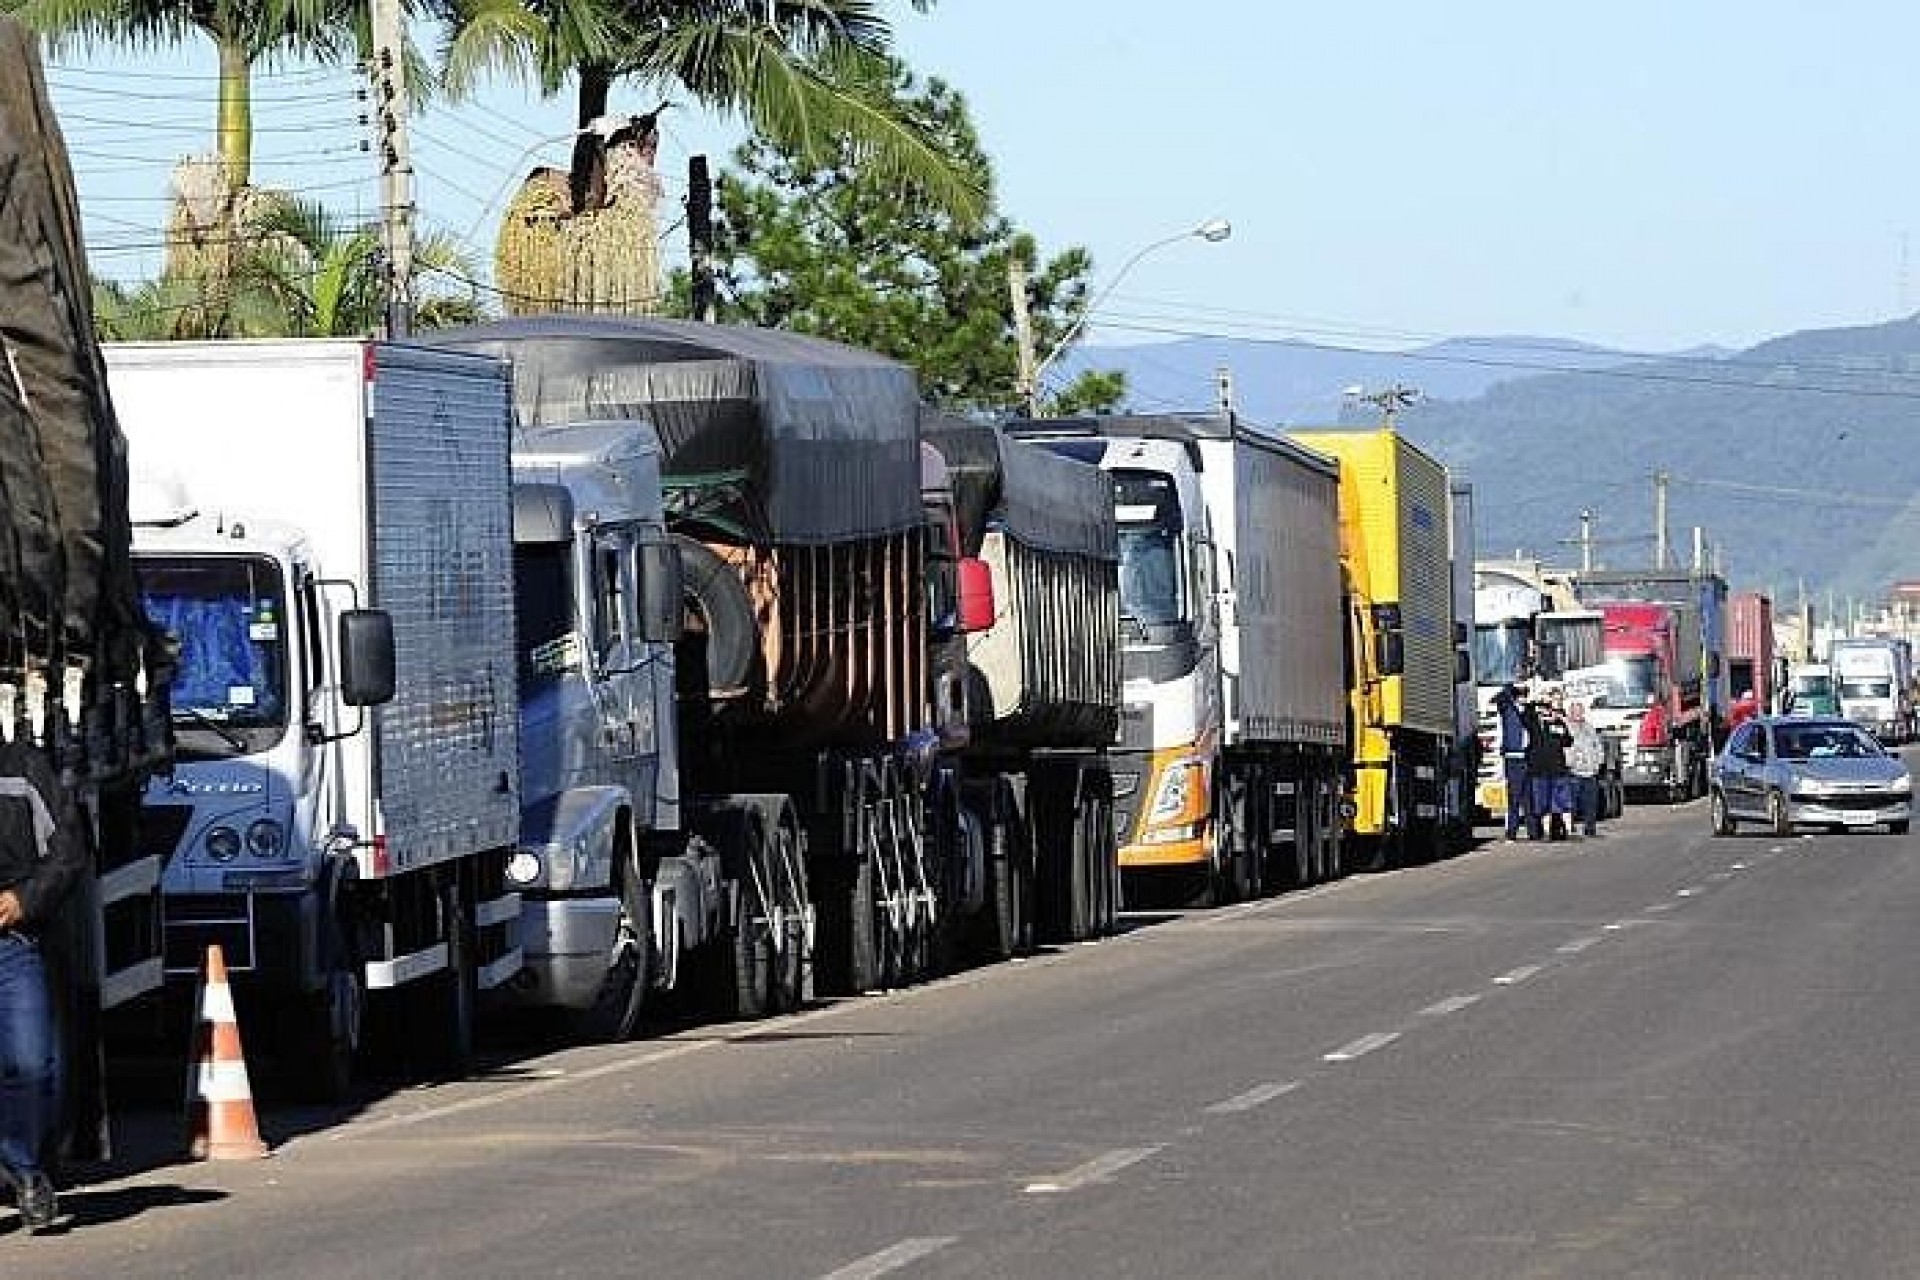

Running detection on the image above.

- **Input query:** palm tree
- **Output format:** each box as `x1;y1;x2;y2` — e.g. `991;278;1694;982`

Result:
5;0;361;187
439;0;982;222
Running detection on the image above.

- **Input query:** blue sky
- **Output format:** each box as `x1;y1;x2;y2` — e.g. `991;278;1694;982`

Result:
44;1;1920;354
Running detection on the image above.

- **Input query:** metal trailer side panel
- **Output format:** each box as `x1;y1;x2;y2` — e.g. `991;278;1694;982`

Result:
1449;482;1478;744
365;345;521;874
1291;429;1456;737
1729;592;1774;703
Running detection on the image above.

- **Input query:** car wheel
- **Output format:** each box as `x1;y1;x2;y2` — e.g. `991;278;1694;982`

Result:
1768;790;1793;838
1709;788;1735;837
1889;820;1910;836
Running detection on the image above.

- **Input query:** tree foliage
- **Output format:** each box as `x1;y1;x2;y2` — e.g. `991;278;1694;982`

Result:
437;0;982;222
677;62;1121;415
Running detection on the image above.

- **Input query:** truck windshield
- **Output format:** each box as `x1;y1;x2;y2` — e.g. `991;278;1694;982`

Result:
1794;673;1833;699
1595;655;1658;708
514;540;581;691
1117;526;1183;625
1840;678;1893;700
139;555;289;757
1475;621;1530;685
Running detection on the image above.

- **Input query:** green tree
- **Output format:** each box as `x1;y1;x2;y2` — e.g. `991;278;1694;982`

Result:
5;0;364;188
438;0;982;221
675;63;1120;415
92;198;485;339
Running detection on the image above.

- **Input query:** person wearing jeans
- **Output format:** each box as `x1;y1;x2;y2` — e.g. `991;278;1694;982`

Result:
0;744;88;1234
1565;700;1607;839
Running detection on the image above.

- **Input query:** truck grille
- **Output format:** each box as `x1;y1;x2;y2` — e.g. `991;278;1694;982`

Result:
164;894;255;973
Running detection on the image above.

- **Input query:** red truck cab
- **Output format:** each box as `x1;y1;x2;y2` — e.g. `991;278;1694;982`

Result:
1587;601;1709;800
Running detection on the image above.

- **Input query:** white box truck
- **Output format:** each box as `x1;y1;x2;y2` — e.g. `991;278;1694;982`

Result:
106;340;522;1096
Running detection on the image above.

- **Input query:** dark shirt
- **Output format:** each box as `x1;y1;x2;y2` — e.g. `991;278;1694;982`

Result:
1493;684;1529;755
0;741;88;929
1523;708;1572;777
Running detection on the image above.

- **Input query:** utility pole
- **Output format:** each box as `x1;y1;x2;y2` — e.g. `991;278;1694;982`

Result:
1215;365;1236;417
1691;525;1705;573
687;155;717;324
1579;509;1594;572
369;0;414;338
1008;256;1037;416
1653;470;1670;569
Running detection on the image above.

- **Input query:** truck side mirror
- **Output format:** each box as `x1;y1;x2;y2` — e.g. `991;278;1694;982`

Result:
339;609;396;706
1375;629;1405;677
638;535;684;645
958;557;996;634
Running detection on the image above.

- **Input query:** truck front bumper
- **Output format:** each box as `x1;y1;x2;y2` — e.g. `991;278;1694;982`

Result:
492;895;621;1012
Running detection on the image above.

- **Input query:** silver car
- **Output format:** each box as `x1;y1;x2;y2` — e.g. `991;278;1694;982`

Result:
1710;716;1911;836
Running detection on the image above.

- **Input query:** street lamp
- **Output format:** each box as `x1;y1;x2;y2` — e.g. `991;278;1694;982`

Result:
1026;217;1232;414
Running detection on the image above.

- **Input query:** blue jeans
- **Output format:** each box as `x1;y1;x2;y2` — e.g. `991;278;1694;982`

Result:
1528;775;1572;838
0;932;59;1180
1572;775;1600;835
1503;757;1529;837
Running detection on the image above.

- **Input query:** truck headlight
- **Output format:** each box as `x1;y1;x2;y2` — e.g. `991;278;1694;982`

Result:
246;818;285;858
1148;760;1198;822
205;825;242;861
505;851;543;886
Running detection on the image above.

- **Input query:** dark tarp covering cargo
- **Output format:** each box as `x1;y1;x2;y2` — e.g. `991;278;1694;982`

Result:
0;15;174;1167
921;414;1117;562
924;416;1120;751
432;316;930;753
429;315;923;546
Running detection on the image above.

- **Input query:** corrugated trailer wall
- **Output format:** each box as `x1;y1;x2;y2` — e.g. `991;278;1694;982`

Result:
1230;436;1346;746
1290;429;1456;738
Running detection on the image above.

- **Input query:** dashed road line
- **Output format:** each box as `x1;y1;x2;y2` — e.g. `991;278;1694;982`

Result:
1675;888;1699;897
1204;1081;1301;1115
818;1237;958;1280
1418;994;1482;1018
1493;964;1543;986
1324;1032;1400;1062
1730;861;1750;870
1556;936;1599;954
1024;1146;1163;1194
1645;902;1675;913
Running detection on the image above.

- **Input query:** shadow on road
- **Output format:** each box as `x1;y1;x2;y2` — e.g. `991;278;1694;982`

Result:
0;1184;228;1237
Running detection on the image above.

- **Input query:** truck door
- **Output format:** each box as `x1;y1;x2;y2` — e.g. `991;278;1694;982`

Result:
584;523;646;766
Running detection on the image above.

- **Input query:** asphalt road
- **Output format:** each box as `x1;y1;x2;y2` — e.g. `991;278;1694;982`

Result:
10;792;1920;1278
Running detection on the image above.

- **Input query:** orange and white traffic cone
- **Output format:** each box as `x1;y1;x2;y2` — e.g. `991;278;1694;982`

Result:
185;943;270;1161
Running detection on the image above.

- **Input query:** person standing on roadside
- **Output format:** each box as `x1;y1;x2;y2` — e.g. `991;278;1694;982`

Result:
1493;681;1531;841
0;742;88;1234
1565;699;1607;840
1524;694;1574;841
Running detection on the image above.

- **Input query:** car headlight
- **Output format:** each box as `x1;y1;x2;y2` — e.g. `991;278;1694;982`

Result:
1148;760;1198;822
204;825;242;861
246;818;285;858
1892;775;1913;796
1794;777;1833;796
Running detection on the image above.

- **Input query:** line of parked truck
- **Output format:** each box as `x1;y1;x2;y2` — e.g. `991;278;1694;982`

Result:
63;320;1504;1096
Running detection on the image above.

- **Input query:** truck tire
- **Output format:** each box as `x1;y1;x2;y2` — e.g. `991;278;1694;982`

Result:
414;870;477;1080
675;536;758;697
568;841;651;1042
285;860;364;1102
719;855;776;1020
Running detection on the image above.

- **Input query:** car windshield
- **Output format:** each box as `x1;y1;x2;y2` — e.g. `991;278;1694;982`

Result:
1774;726;1884;761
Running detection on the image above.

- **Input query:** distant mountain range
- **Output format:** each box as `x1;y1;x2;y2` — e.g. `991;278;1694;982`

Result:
1064;319;1920;601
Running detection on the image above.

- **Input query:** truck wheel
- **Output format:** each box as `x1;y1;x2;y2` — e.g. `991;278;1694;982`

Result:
1889;820;1910;835
411;872;477;1080
982;819;1020;960
720;857;777;1020
1768;790;1793;838
1709;789;1736;837
569;845;651;1042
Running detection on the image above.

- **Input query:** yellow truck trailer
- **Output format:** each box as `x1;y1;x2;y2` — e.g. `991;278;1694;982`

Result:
1289;427;1469;868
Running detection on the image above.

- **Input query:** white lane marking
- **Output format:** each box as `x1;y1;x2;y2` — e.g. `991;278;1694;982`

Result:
1645;903;1675;913
1707;872;1732;882
1675;888;1698;897
1324;1032;1400;1062
1770;845;1785;853
1730;862;1749;870
1205;1080;1302;1115
1024;1146;1163;1194
1602;922;1627;932
1556;936;1599;954
1418;994;1482;1018
1494;965;1542;986
819;1238;958;1280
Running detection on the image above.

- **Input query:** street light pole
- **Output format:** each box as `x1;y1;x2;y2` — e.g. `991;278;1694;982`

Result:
1026;217;1231;416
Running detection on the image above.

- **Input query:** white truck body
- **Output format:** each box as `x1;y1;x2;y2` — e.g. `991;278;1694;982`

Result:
108;340;523;1079
1831;638;1914;743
